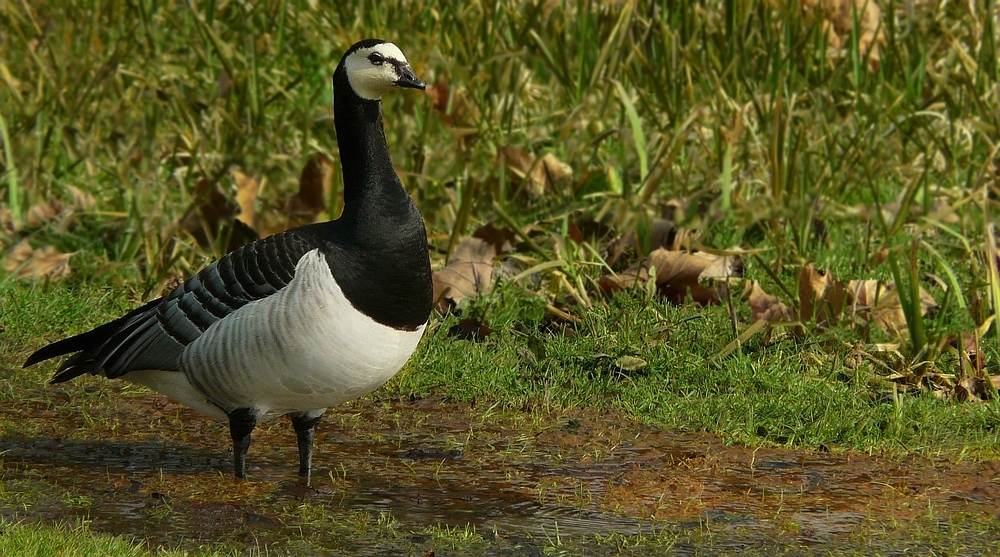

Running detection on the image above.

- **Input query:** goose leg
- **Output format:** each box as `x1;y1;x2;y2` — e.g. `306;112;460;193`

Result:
228;408;258;478
291;410;325;480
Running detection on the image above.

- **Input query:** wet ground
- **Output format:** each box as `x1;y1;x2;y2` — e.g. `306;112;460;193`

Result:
2;391;1000;555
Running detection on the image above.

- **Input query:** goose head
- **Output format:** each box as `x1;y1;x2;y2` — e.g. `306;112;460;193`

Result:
341;39;425;101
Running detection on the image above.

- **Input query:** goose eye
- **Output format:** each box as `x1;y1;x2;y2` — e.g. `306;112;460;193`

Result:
368;53;385;66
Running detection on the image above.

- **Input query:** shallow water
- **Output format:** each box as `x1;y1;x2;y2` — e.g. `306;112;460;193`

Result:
2;395;1000;554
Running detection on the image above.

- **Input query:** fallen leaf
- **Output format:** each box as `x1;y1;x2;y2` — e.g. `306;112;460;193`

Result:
283;153;333;230
3;239;72;280
748;281;795;323
19;185;97;231
432;237;496;311
472;222;517;254
498;146;572;199
570;214;614;246
539;153;573;182
798;263;846;327
182;178;258;253
869;247;889;266
955;376;991;403
650;217;678;250
448;317;493;341
800;0;885;67
426;75;450;116
653;249;740;304
697;252;743;281
26;200;61;229
233;170;261;229
949;331;986;375
614;355;647;373
604;231;640;269
217;68;232;99
601;248;741;305
847;279;936;335
66;185;97;212
426;75;478;132
567;220;585;245
0;207;15;235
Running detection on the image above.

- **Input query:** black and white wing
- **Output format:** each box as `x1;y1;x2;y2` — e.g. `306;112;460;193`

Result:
24;230;318;382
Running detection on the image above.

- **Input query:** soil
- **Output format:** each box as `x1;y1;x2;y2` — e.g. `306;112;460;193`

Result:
1;392;999;554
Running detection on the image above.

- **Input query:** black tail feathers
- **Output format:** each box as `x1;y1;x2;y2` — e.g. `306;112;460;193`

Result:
23;298;164;382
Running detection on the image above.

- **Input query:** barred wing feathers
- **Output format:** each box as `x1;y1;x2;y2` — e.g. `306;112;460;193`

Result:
24;231;317;383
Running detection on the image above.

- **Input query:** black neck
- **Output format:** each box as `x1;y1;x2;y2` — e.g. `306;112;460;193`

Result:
320;66;433;330
332;69;420;240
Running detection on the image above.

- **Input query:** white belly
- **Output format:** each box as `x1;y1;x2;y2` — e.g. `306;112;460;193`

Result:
125;369;228;421
179;249;425;418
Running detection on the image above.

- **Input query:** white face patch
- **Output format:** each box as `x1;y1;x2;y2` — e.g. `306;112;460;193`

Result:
344;42;411;100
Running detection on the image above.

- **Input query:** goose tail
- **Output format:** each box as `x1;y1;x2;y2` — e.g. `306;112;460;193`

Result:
23;298;165;383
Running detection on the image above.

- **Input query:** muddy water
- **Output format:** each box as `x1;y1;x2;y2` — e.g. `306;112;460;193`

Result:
2;394;1000;554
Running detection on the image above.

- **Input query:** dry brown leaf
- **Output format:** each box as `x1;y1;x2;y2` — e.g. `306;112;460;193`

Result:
697;252;743;281
3;239;72;280
284;153;333;227
748;281;795;323
846;279;937;335
233;170;261;229
20;185;97;230
448;317;493;341
602;248;741;305
183;178;235;243
427;75;478;132
66;185;96;212
656;201;699;251
928;197;960;225
472;222;517;254
869;247;888;266
183;178;257;252
650;217;678;251
944;331;986;378
432;237;497;311
614;355;647;373
800;0;884;66
954;376;982;402
0;207;15;235
798;264;938;338
798;263;846;327
427;75;451;116
960;332;985;374
26;200;61;229
539;153;572;182
217;68;232;100
498;146;572;199
954;375;994;403
569;214;613;247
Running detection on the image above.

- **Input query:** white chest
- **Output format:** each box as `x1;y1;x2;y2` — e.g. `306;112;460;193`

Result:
180;249;425;417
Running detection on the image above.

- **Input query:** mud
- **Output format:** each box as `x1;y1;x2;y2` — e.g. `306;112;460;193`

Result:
2;392;1000;554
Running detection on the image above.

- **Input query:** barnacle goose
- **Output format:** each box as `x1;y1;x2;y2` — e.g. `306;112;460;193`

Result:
23;39;433;480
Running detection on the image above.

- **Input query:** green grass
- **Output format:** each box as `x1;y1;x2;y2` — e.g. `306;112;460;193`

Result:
6;281;998;455
3;0;1000;553
0;518;229;557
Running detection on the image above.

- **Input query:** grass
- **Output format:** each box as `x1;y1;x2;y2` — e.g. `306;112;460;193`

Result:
0;518;229;557
6;281;999;455
2;0;1000;554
